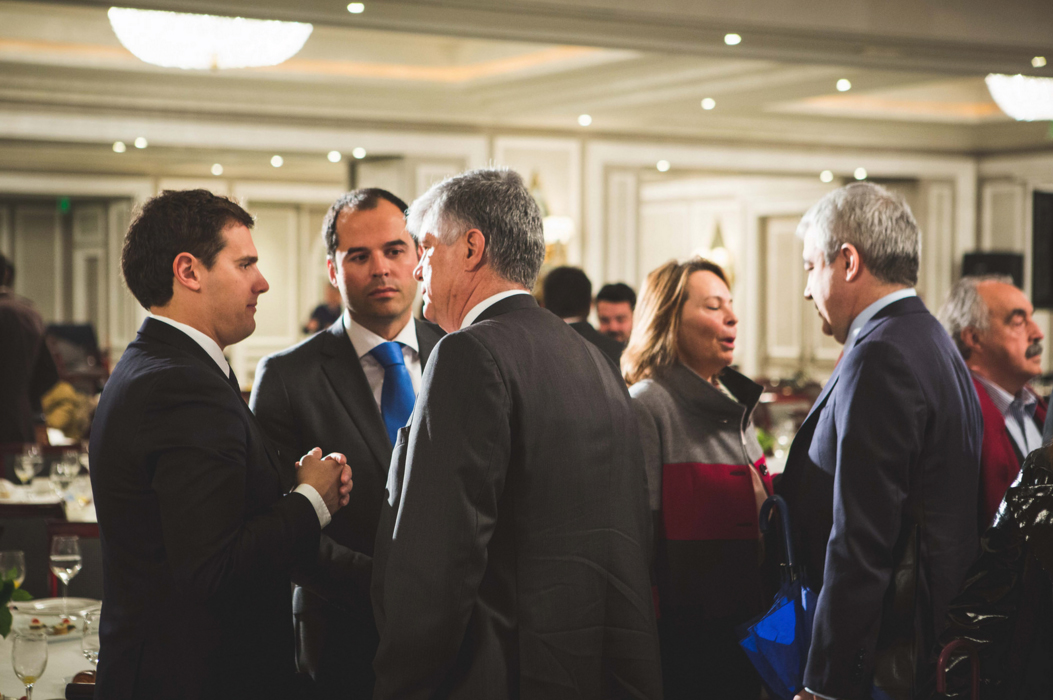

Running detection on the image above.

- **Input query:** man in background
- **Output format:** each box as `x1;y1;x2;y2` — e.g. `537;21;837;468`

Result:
939;275;1046;528
596;281;636;344
543;265;623;363
0;251;58;445
304;284;343;335
372;168;661;699
90;190;352;699
251;188;442;698
777;182;982;700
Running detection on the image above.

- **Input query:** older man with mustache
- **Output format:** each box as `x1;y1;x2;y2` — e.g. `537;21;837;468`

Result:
939;275;1047;529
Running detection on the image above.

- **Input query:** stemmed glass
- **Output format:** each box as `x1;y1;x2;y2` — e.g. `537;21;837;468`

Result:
49;535;82;615
14;445;42;486
81;607;101;668
0;550;26;588
50;451;80;496
12;630;48;699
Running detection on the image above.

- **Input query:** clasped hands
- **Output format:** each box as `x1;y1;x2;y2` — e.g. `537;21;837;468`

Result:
296;447;353;515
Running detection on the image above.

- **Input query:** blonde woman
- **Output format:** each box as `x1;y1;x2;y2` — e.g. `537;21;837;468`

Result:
624;257;769;700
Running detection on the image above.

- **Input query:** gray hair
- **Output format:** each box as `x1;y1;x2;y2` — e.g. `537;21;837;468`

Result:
797;182;920;286
938;274;1015;360
406;168;546;289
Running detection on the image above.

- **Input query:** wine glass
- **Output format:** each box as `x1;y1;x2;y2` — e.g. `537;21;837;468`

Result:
12;630;48;699
81;607;101;668
14;446;42;486
50;535;82;615
0;550;26;588
50;452;80;496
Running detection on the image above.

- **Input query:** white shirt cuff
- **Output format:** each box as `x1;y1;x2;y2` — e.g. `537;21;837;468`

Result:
806;688;840;700
293;484;331;528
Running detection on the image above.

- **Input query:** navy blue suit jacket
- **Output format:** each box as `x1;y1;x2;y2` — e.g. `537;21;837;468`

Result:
777;296;982;700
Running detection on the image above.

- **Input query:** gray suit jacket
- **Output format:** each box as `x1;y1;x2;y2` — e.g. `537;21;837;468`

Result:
372;294;662;700
250;317;443;697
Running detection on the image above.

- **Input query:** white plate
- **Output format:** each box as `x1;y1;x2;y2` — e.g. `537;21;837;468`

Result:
9;598;100;642
10;598;99;616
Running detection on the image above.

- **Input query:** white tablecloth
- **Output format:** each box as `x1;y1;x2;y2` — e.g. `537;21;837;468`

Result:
0;635;90;700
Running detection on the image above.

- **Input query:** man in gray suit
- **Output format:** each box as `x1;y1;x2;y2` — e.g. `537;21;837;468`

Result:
250;188;443;699
371;168;662;700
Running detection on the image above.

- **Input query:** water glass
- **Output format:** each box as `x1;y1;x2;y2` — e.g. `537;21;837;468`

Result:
12;630;48;699
50;535;82;614
50;452;80;495
0;550;26;588
81;607;101;667
14;448;42;485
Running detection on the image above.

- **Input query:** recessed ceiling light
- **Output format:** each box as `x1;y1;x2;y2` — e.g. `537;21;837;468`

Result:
352;147;367;159
836;79;852;92
134;136;148;149
724;33;741;46
327;150;342;163
656;160;671;172
271;155;284;168
578;114;593;126
211;163;224;176
1034;56;1048;68
820;170;834;183
701;97;716;110
854;167;867;180
347;3;364;13
112;141;126;153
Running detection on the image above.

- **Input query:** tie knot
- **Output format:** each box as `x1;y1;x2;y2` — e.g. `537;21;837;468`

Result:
370;341;406;368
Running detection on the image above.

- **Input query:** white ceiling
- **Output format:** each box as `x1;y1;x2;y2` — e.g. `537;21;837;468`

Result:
1;0;1052;182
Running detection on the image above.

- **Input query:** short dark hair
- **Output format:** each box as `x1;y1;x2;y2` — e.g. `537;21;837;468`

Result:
543;266;593;319
322;188;411;259
121;189;254;310
596;282;636;311
0;251;12;287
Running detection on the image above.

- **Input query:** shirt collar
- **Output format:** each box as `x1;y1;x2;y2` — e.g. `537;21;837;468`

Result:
149;313;230;375
460;290;532;330
973;372;1038;418
843;288;916;356
343;309;418;359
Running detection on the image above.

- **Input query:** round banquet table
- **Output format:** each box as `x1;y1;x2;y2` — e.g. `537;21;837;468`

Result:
0;634;90;700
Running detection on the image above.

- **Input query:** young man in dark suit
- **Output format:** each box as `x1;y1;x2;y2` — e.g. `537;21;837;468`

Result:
776;183;983;700
250;189;442;698
371;169;662;700
89;190;352;700
542;265;625;363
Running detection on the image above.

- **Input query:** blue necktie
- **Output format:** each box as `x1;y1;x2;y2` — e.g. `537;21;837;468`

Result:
369;341;416;446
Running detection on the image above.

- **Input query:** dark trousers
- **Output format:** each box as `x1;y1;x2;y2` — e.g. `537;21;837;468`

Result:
658;614;760;700
294;587;378;700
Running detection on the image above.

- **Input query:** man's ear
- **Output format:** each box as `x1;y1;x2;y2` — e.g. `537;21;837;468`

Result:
463;228;487;272
961;327;983;355
172;252;203;292
326;255;339;288
841;243;862;282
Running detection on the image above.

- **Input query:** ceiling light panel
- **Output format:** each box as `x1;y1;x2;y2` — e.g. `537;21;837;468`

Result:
107;7;313;70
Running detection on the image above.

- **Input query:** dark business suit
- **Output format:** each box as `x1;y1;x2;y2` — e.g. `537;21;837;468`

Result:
569;319;624;363
776;296;982;700
90;318;322;700
372;294;662;700
0;289;58;444
250;316;443;698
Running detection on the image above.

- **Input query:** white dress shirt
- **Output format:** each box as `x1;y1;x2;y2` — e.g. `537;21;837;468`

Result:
149;313;331;528
343;309;421;411
460;289;532;330
841;287;917;357
973;373;1044;457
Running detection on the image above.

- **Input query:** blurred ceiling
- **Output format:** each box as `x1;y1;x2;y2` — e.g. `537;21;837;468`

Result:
1;0;1053;181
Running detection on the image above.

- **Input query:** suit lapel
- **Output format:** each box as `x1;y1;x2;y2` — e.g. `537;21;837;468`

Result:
140;318;292;489
320;318;392;469
414;318;443;368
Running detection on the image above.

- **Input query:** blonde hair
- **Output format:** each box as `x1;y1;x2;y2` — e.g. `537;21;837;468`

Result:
621;257;729;386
